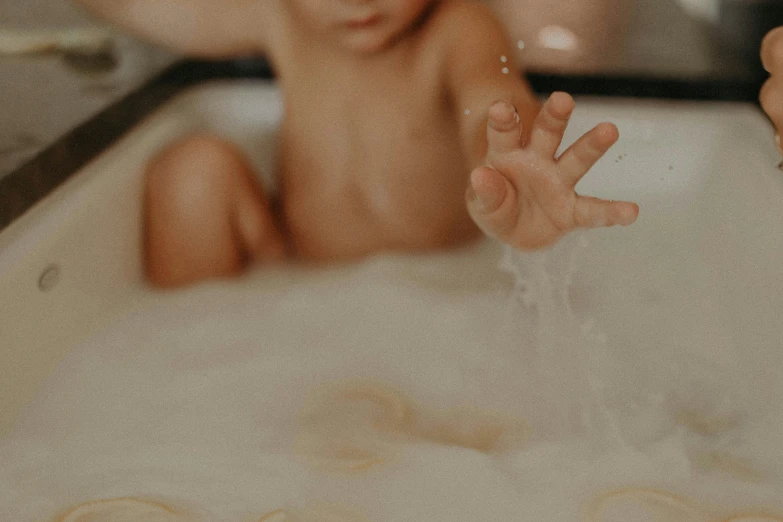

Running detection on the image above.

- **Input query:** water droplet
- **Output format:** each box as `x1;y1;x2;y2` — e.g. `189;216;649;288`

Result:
500;55;507;63
501;67;509;74
517;40;525;49
464;109;471;115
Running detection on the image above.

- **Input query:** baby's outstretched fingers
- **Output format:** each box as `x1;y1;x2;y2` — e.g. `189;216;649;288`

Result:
529;92;575;157
486;100;523;155
575;196;639;229
471;92;638;250
557;122;619;186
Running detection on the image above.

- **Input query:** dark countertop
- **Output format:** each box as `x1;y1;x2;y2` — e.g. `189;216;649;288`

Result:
0;0;175;181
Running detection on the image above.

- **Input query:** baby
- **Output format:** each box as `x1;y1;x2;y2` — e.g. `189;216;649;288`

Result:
762;26;783;154
74;0;639;287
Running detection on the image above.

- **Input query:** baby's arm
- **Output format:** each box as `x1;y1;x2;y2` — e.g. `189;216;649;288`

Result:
443;3;638;250
443;4;540;165
72;0;270;57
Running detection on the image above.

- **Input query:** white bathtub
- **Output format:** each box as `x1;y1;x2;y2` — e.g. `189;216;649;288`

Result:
2;82;783;521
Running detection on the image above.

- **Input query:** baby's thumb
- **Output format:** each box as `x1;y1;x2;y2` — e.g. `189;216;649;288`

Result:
466;166;517;238
467;166;506;212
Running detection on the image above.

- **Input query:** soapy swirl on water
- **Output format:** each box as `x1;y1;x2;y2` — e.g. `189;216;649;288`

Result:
53;490;783;522
295;381;527;473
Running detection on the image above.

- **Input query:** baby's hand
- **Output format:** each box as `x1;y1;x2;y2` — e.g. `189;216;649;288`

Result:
466;93;639;250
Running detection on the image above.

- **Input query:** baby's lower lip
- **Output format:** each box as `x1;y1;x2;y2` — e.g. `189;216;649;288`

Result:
345;14;382;29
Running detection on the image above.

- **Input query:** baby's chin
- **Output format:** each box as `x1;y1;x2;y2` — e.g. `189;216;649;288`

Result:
339;28;399;55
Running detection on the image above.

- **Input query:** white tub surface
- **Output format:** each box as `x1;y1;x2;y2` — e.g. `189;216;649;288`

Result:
1;81;783;521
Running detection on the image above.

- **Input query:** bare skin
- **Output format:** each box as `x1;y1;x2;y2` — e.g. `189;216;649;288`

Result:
75;0;639;287
761;26;783;153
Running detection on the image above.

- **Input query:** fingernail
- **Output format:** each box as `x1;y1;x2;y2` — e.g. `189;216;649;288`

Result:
489;100;517;127
476;188;501;213
465;185;477;204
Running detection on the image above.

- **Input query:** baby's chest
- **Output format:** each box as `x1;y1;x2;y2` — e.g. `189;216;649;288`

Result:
359;105;451;151
284;72;465;189
349;111;464;194
339;93;460;166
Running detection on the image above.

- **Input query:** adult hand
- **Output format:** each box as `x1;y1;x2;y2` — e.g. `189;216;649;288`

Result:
761;26;783;153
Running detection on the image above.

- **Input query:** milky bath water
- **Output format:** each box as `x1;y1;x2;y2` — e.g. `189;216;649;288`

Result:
2;231;783;522
3;83;783;522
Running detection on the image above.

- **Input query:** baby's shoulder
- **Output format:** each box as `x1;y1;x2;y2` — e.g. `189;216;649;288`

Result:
430;1;501;28
425;1;511;64
428;1;507;43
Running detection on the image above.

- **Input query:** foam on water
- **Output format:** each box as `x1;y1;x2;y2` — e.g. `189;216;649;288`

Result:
1;240;782;521
497;233;621;445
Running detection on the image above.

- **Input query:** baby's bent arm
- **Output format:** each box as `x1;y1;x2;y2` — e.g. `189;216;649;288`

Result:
442;3;638;249
72;0;270;57
442;4;540;168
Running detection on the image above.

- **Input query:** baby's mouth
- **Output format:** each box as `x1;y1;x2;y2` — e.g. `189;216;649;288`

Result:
345;14;383;30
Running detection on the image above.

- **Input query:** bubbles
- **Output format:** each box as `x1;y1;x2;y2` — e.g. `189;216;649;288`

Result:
260;504;368;522
587;489;707;522
723;516;783;522
258;510;288;522
55;498;188;522
7;239;783;521
295;381;527;473
295;382;411;473
588;489;783;522
497;234;622;443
